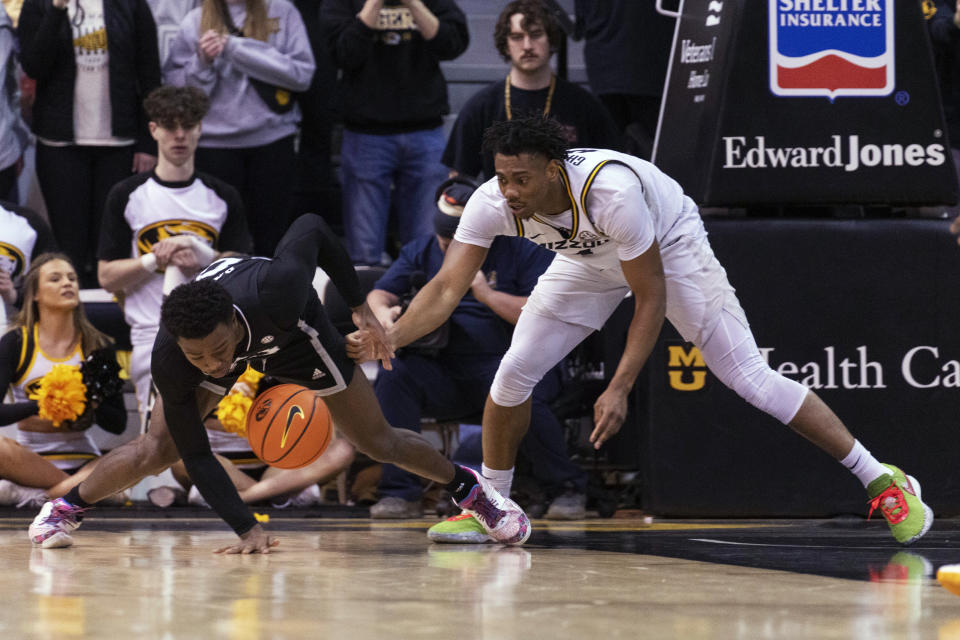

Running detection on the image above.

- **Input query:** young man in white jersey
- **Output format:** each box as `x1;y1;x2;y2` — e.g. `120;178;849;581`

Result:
97;85;252;419
349;116;933;545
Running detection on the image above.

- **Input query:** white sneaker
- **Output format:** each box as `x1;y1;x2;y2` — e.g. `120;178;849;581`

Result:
455;467;531;545
29;498;86;549
0;479;20;505
187;486;209;508
16;487;49;510
290;484;321;508
545;491;587;520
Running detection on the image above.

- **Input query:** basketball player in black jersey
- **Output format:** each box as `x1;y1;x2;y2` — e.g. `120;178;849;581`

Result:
29;214;531;551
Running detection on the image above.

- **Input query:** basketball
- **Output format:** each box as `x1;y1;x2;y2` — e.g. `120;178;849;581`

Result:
246;384;332;469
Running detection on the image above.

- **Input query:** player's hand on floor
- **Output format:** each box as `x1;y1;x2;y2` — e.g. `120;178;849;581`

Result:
214;524;279;554
590;387;629;449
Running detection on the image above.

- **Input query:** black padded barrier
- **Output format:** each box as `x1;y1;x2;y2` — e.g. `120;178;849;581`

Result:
632;217;960;516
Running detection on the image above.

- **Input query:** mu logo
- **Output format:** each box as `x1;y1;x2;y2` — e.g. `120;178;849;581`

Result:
667;344;708;391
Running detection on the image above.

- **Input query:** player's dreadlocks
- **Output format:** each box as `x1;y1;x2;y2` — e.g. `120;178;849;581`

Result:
481;116;569;162
161;279;235;339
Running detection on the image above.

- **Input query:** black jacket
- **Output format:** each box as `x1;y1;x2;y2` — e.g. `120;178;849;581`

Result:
17;0;161;153
321;0;468;133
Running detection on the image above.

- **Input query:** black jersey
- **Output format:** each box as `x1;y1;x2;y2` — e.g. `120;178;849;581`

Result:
150;214;364;535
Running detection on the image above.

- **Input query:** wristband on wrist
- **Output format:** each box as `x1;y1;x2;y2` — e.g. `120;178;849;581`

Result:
140;253;158;273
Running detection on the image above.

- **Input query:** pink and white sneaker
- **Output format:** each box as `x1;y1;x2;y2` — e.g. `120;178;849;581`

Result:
455;467;531;545
29;498;86;549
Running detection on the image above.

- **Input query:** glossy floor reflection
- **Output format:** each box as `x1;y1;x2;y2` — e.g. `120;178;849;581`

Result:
2;515;960;639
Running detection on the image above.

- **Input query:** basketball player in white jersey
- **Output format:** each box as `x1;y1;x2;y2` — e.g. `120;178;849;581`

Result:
350;116;933;545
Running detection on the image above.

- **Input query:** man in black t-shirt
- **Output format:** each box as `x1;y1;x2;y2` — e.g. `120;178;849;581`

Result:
441;0;621;181
28;214;532;552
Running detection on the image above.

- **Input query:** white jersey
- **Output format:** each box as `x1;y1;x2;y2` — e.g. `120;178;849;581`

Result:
8;325;84;403
99;171;250;346
456;148;701;278
0;204;38;280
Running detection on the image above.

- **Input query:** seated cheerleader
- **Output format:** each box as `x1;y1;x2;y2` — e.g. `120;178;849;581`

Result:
0;253;127;507
149;370;355;509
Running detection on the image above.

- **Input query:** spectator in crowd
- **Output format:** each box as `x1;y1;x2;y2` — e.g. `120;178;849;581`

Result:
17;0;161;288
97;85;252;420
164;0;315;257
443;0;620;182
366;178;587;531
0;3;29;201
147;0;201;65
0;199;56;322
0;253;126;507
291;0;339;222
321;0;469;265
574;0;675;159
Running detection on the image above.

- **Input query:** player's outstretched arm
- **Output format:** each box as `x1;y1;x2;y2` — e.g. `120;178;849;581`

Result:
350;301;394;369
590;244;667;449
388;239;488;349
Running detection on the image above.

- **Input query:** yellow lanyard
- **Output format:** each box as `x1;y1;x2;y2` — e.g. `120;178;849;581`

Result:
504;74;556;120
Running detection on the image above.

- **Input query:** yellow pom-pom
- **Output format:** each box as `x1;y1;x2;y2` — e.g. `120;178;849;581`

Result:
215;365;264;437
29;364;87;427
216;392;252;437
239;367;265;387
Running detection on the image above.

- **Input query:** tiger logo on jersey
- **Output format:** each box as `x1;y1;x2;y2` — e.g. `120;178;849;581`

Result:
0;243;26;278
25;377;44;398
136;220;218;257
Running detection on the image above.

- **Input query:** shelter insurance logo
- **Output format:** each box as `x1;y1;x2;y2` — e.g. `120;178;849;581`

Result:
769;0;894;99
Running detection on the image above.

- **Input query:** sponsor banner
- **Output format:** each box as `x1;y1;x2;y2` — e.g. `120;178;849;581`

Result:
654;0;958;206
637;218;960;516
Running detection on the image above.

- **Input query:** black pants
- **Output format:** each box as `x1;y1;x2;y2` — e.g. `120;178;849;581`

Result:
196;135;297;257
35;143;134;288
600;94;662;160
0;163;17;201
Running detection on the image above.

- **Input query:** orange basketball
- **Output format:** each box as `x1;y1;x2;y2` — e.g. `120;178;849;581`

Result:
246;384;332;469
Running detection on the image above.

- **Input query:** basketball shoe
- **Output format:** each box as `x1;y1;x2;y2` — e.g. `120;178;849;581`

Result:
454;468;531;545
428;512;491;544
867;464;933;545
29;498;86;549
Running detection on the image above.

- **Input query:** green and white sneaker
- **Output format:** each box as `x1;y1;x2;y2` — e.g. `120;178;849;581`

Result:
867;464;933;545
427;513;492;544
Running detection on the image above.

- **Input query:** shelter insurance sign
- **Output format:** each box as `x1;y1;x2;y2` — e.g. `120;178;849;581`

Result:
770;0;894;99
654;0;958;207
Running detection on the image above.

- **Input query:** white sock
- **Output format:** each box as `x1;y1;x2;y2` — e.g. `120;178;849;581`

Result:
481;463;514;498
840;440;889;488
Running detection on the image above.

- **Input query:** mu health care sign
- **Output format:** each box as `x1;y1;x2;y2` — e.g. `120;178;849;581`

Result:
653;0;957;206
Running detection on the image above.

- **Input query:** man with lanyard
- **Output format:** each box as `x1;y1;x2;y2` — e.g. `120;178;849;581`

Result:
441;0;620;182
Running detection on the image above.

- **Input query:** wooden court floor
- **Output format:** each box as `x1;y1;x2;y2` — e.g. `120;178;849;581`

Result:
1;513;960;639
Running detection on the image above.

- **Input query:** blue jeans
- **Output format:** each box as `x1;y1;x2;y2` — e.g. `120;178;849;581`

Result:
340;127;449;265
374;353;586;502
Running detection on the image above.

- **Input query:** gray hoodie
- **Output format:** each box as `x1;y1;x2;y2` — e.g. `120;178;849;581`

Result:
0;4;30;172
163;0;315;148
